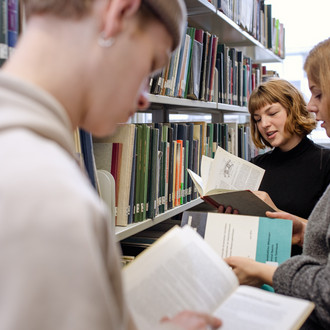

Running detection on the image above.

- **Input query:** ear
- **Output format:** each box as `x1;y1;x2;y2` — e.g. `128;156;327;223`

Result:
102;0;141;38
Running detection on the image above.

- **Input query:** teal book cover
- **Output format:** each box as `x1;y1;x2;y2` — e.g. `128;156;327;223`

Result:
256;217;292;265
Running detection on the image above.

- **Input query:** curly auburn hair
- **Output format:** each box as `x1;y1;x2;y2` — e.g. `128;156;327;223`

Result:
248;78;316;149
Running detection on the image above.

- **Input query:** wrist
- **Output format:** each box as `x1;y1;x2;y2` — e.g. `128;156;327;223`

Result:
254;263;277;286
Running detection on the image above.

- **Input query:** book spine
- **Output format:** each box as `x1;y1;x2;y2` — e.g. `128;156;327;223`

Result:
0;0;8;66
7;0;18;57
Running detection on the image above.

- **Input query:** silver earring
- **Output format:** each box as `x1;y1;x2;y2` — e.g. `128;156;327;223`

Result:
98;32;115;48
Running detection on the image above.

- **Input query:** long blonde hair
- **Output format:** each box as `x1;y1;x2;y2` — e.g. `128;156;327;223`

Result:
304;38;330;112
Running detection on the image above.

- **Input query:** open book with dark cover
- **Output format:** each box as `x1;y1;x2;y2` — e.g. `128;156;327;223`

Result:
123;225;314;329
188;146;276;216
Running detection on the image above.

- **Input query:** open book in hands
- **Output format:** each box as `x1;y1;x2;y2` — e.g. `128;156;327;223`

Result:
123;225;314;330
187;146;276;216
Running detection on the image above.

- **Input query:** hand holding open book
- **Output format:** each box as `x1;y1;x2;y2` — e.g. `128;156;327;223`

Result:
123;225;314;329
188;146;276;216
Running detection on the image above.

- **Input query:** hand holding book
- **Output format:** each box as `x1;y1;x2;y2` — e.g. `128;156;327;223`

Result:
124;225;314;329
188;147;276;216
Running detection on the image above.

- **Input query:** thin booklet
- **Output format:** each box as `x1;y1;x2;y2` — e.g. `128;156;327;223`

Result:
181;211;292;265
188;146;275;216
123;225;314;330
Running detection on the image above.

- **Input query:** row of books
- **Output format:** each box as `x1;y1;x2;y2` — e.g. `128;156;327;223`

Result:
75;121;262;227
0;0;21;67
149;24;279;107
216;0;285;58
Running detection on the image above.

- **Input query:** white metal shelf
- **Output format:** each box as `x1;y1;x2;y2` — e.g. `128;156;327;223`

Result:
148;94;248;114
185;0;282;63
115;198;203;241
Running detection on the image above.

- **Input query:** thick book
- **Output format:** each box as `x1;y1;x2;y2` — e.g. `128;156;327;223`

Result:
123;225;314;330
93;124;136;226
181;211;292;265
147;127;159;219
187;146;275;216
79;128;98;190
0;0;8;66
7;0;18;57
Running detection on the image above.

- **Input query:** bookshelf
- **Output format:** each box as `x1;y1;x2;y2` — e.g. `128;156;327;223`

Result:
115;198;203;241
112;0;284;241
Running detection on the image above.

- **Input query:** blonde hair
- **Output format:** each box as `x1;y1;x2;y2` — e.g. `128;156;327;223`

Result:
22;0;94;19
304;38;330;112
21;0;186;50
248;79;316;149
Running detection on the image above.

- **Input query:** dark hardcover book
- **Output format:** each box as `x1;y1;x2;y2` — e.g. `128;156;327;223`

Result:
158;140;166;214
147;127;160;219
140;125;150;221
183;140;189;205
111;142;123;216
266;4;272;50
79;128;97;190
192;139;199;199
236;51;244;106
229;48;237;105
128;127;137;224
7;0;18;56
216;44;225;103
173;23;187;97
206;123;214;158
186;38;203;100
204;33;214;102
244;56;252;99
237;124;243;158
208;35;218;102
221;123;228;151
0;0;8;66
170;122;178;141
184;26;196;98
242;63;247;106
167;126;174;210
199;31;211;101
213;123;219;157
217;44;230;104
186;123;194;202
134;125;143;222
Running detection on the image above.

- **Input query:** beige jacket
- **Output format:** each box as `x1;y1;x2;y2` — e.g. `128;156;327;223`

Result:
0;72;137;330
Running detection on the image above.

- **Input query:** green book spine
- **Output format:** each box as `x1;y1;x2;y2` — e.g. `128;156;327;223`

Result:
184;26;196;98
147;128;159;219
134;125;143;222
140;124;150;221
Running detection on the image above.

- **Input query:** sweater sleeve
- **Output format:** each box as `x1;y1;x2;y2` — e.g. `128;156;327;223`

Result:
273;192;330;329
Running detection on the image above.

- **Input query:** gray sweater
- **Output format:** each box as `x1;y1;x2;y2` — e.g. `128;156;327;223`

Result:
273;184;330;329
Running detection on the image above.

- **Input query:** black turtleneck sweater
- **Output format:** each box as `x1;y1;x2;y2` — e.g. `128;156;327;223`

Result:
250;136;330;219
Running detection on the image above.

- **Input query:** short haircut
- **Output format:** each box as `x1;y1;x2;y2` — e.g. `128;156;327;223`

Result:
248;79;316;149
304;38;330;112
21;0;186;50
22;0;93;19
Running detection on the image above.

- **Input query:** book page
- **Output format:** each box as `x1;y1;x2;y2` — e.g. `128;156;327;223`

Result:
182;212;292;264
205;147;264;193
214;285;314;330
187;169;203;195
203;213;259;259
200;155;213;194
123;225;238;329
